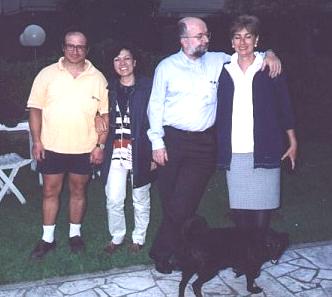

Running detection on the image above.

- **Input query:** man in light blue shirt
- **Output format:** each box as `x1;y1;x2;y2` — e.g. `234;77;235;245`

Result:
147;16;281;274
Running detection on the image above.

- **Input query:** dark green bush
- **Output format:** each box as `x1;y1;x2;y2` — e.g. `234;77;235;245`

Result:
0;56;57;125
1;52;332;143
283;54;332;141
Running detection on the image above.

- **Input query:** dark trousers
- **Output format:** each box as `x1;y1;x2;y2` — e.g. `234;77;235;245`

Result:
149;126;216;261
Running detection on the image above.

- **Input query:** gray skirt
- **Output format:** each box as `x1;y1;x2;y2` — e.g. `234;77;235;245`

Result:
226;153;280;210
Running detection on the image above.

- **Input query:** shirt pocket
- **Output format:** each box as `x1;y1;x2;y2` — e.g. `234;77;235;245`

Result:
76;84;100;117
197;80;219;105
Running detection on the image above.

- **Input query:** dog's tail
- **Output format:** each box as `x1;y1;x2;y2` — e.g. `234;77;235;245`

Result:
182;215;209;242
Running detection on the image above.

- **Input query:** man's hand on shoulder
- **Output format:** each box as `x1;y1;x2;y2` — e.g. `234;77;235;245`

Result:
152;148;168;166
261;50;282;78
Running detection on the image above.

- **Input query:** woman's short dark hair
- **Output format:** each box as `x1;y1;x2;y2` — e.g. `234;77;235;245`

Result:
229;15;260;39
108;44;139;63
105;43;141;78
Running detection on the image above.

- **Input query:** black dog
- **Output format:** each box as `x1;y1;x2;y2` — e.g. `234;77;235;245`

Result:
178;215;289;297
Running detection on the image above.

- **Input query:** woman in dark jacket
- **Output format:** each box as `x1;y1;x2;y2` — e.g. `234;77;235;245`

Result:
99;44;155;255
216;15;297;239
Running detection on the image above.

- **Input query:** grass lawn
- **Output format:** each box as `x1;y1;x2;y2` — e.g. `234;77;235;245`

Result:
0;133;331;284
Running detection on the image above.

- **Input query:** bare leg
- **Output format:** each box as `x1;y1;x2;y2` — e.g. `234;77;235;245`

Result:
42;173;64;225
68;173;90;224
30;174;63;259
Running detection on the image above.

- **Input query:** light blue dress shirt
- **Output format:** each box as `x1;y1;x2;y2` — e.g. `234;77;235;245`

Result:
147;50;230;150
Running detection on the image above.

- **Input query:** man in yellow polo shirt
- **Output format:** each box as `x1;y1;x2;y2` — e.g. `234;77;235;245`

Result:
27;30;109;260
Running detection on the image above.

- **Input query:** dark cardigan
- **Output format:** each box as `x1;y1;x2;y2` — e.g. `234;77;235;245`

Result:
216;66;295;170
100;76;154;188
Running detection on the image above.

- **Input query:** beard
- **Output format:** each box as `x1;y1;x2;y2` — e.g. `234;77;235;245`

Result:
191;43;209;58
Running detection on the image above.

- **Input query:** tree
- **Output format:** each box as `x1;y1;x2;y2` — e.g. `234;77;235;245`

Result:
223;0;329;17
58;0;161;47
222;0;331;56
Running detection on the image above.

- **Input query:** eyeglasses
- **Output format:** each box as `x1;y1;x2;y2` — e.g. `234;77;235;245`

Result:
182;32;212;41
64;44;87;52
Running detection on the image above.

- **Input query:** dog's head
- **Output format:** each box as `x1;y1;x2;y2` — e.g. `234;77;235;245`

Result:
265;229;289;264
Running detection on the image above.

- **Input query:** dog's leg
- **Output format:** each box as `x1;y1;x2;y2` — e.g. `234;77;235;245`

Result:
246;273;262;294
232;266;244;278
192;278;204;297
192;270;218;297
179;270;195;297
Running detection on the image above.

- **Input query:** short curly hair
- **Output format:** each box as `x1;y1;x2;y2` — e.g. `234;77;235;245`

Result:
229;15;261;39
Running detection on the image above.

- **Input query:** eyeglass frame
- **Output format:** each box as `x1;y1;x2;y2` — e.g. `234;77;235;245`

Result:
63;43;88;52
181;32;212;41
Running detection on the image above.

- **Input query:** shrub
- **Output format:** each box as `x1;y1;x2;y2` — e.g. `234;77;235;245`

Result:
283;54;332;141
1;52;331;143
0;56;57;125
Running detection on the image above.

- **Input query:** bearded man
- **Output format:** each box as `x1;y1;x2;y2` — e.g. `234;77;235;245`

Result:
147;17;281;274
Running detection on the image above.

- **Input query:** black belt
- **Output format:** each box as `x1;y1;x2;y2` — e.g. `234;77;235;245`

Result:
164;125;215;135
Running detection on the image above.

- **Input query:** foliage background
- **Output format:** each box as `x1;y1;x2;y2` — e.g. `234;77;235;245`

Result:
1;0;332;141
0;0;332;284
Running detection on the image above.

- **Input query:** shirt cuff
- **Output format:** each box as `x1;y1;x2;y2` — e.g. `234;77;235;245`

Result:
151;138;165;151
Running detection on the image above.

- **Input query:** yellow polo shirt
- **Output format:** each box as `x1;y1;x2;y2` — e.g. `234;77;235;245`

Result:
27;58;108;154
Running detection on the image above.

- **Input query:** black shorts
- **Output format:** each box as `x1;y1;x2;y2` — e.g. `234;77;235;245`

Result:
37;150;92;175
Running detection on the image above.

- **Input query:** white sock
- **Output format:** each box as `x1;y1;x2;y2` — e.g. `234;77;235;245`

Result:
42;225;55;243
69;223;81;238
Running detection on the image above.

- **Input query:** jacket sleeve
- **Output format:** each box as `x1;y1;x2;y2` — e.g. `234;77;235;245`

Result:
273;73;295;131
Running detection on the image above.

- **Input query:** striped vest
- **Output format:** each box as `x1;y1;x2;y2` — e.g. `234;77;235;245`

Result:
111;101;132;169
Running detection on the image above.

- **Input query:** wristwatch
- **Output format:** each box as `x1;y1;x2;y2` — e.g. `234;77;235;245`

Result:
96;143;105;150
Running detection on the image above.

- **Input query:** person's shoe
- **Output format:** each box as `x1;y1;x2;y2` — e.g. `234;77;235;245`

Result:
30;240;56;260
128;242;143;253
69;236;85;254
154;258;173;274
104;242;122;256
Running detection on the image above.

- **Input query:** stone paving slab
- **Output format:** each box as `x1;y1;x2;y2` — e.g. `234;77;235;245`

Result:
0;241;331;297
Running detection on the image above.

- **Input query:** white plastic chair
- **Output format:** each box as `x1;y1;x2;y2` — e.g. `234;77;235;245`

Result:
0;122;42;185
0;153;32;204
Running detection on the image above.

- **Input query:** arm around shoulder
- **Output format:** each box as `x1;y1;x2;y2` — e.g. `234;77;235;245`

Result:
261;50;282;78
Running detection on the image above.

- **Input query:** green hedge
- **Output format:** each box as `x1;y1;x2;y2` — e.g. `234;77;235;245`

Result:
1;52;332;142
284;54;332;141
0;57;57;125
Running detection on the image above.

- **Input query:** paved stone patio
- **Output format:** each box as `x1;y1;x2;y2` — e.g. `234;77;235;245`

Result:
0;241;331;296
